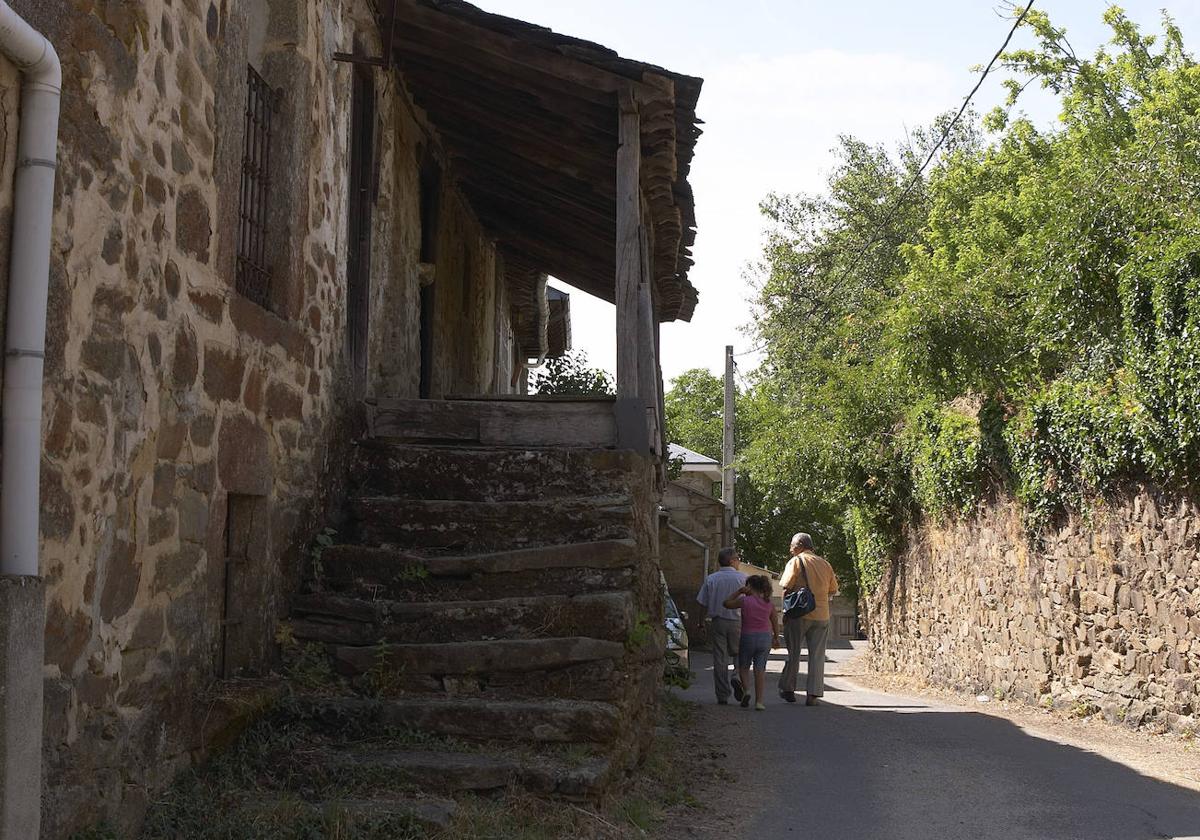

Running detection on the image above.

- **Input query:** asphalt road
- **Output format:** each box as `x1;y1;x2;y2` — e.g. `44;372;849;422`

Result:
675;643;1200;840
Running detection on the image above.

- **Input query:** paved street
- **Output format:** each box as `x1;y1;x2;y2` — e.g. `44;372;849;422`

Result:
673;643;1200;840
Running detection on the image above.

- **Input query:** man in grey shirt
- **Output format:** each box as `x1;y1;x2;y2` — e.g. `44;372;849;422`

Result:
696;547;747;704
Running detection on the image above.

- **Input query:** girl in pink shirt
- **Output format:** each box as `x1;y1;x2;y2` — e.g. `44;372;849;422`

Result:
723;575;781;710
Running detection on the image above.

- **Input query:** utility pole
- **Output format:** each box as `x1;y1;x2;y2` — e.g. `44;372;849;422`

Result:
722;345;735;546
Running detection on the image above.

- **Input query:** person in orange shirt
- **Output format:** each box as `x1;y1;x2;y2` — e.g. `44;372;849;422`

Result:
778;532;839;706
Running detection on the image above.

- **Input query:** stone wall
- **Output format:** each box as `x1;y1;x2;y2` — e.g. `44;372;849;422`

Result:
0;1;522;834
869;486;1200;733
660;480;725;644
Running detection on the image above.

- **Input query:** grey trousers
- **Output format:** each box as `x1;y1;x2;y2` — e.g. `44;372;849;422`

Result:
779;618;830;697
708;617;741;701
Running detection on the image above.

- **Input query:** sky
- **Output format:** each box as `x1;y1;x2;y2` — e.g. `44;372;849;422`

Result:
477;1;1200;385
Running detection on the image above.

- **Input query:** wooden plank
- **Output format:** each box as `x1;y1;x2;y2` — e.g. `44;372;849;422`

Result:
393;0;657;98
478;409;615;448
615;90;649;453
371;401;481;441
372;398;618;448
446;394;615;403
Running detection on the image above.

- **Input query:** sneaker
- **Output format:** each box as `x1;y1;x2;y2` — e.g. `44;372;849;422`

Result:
779;690;796;703
740;694;751;708
755;702;766;711
806;696;820;707
731;677;745;702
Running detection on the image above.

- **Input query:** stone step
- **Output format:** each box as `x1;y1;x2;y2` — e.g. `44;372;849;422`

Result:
290;591;635;645
284;695;622;744
349;495;634;551
351;442;642;501
239;794;457;831
320;747;613;799
320;636;631;701
331;636;626;679
317;540;637;601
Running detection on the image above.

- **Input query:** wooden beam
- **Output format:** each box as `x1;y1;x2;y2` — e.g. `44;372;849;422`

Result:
392;0;658;98
394;22;621;108
395;50;621;139
615;89;647;453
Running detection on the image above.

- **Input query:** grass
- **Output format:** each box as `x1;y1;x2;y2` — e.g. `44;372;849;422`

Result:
95;690;706;839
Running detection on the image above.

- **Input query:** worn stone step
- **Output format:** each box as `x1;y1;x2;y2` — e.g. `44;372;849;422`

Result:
239;794;457;831
352;442;642;501
350;495;634;550
285;695;622;744
332;636;626;678
317;540;638;601
321;747;613;799
290;591;636;645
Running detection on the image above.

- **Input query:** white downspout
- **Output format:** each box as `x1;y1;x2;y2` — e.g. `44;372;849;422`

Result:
667;521;710;582
0;2;60;576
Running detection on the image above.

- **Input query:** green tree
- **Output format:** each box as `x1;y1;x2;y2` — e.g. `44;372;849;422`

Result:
745;7;1200;595
663;368;724;461
528;351;614;396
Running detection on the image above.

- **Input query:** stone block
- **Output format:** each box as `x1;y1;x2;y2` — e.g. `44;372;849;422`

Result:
202;344;245;402
0;577;45;840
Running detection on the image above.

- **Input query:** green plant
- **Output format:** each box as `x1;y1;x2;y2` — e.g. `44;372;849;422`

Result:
282;642;336;691
69;826;121;840
309;527;337;591
902;400;986;519
528;350;614;396
625;612;654;651
364;642;404;697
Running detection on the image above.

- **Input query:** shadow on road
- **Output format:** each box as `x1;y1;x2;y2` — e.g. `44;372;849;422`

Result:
680;649;1200;840
752;702;1200;840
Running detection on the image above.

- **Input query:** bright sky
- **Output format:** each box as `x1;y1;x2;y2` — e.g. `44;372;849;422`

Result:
478;1;1200;385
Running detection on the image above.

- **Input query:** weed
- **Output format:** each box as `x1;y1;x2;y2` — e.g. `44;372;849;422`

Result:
1071;700;1101;718
625;612;654;652
309;527;337;591
364;642;404;697
283;642;337;691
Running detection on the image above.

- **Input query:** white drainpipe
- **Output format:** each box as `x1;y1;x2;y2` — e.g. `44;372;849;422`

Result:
667;521;710;581
0;2;60;577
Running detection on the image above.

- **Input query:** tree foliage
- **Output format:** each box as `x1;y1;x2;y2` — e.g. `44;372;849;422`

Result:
528;351;614;396
744;8;1200;596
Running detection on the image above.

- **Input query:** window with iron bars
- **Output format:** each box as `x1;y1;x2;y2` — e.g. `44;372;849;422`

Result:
236;66;278;309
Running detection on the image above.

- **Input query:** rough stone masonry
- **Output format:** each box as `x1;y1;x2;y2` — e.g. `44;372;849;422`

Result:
870;485;1200;733
0;0;524;835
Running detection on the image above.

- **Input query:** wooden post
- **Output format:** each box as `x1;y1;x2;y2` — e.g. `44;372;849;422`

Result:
615;88;648;453
723;345;736;543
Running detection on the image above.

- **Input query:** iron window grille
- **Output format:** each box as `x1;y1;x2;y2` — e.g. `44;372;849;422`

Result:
236;66;278;309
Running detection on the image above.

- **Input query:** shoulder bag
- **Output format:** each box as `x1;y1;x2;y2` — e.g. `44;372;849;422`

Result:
782;555;816;621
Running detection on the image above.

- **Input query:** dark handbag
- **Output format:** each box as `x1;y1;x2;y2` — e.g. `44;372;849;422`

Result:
782;556;816;621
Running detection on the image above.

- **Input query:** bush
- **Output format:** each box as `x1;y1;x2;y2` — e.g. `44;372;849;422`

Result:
902;401;986;519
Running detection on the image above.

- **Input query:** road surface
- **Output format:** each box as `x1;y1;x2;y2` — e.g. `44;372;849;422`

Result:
670;642;1200;840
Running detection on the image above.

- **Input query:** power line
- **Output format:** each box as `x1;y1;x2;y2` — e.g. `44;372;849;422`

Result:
794;0;1036;318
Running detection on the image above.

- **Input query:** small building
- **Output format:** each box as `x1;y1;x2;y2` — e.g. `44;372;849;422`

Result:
660;444;726;643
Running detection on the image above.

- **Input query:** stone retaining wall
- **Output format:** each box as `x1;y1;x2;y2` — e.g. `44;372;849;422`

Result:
868;487;1200;732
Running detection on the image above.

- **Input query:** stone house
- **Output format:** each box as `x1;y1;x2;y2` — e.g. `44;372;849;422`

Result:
0;1;701;835
661;444;726;643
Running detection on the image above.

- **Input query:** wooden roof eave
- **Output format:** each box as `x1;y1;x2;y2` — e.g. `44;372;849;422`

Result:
387;0;701;323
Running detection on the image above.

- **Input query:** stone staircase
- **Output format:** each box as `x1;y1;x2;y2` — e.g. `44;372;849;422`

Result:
264;400;664;822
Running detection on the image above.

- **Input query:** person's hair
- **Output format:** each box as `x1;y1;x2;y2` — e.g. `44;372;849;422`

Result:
746;574;772;598
717;547;738;567
791;532;815;551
